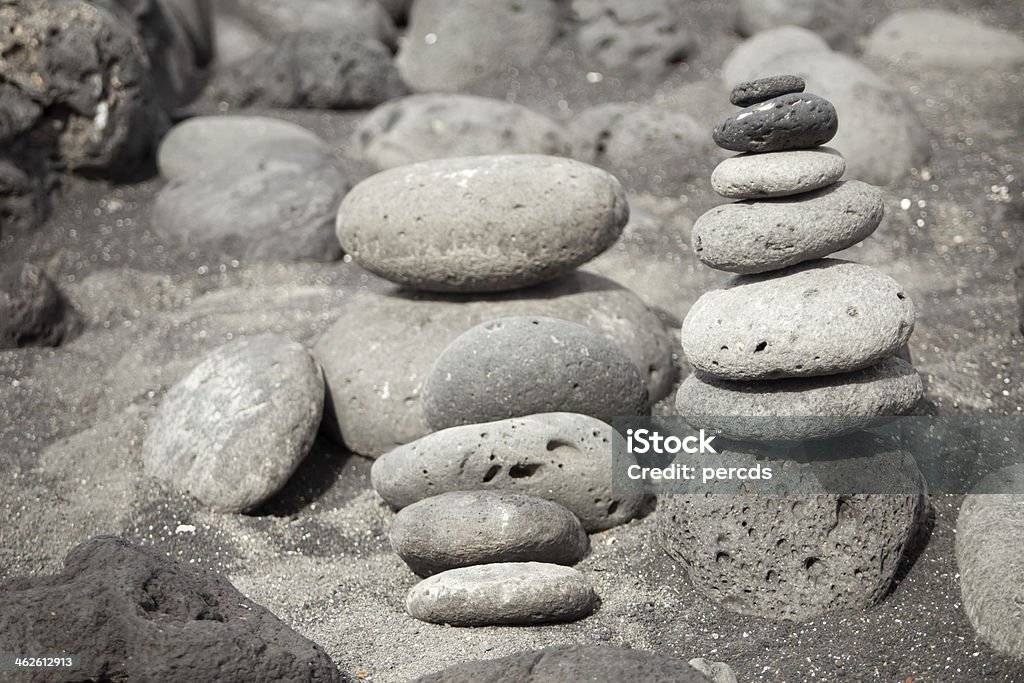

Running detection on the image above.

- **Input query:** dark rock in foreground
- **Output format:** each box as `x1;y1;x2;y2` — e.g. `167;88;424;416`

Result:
0;536;342;682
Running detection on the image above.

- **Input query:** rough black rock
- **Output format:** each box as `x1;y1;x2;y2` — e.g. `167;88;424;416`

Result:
713;92;838;153
730;74;805;107
0;262;83;349
414;645;713;682
0;536;342;682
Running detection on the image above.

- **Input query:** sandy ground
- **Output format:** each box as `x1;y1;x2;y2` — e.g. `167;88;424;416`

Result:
2;0;1024;681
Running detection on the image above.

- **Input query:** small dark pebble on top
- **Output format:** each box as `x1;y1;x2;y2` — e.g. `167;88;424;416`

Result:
730;74;806;107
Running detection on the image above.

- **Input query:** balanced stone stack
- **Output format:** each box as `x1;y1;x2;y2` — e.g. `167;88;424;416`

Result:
661;75;926;621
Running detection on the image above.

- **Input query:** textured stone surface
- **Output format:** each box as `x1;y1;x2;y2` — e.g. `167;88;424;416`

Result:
693;180;883;273
713;93;838;153
421;316;650;430
658;434;924;621
389;491;589;576
406;562;596;626
158;115;323;181
371;413;644;531
0;536;342;682
415;645;714;682
313;272;675;457
723;29;930;186
336;155;628;292
730;75;805;107
214;33;406;109
153;139;349;262
711;147;845;200
0;262;83;349
572;0;694;78
689;658;739;683
142;334;324;513
676;357;923;442
397;0;563;92
681;259;916;380
956;465;1024;660
735;0;860;51
354;94;570;170
865;9;1024;72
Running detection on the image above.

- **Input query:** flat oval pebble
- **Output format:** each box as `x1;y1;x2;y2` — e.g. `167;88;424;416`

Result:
693;180;883;274
421;316;649;430
389;491;589;576
335;155;628;292
142;334;325;513
371;413;643;531
676;357;923;442
730;74;805;107
711;147;845;199
405;562;596;626
681;259;915;380
713;92;838;153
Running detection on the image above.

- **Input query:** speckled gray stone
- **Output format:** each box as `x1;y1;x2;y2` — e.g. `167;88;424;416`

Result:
421;316;649;430
371;413;643;531
956;465;1024;660
711;147;845;199
676;357;923;442
681;259;915;380
406;562;596;626
142;334;324;513
389;491;589;576
713;92;838;153
336;155;628;292
693;180;883;273
730;74;805;107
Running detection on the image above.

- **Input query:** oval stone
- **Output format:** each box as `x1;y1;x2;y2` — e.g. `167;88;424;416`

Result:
421;316;649;430
730;74;805;107
711;147;846;200
406;562;596;626
142;334;325;513
693;180;883;274
681;259;915;380
676;357;923;442
389;491;589;576
713;92;838;153
371;413;643;531
335;155;629;292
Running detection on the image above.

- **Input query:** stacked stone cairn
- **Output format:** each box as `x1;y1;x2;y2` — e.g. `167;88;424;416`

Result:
335;154;659;626
661;75;927;621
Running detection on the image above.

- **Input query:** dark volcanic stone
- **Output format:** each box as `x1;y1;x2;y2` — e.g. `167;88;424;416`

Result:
730;74;806;107
0;536;342;682
713;92;838;153
414;645;713;682
0;262;83;349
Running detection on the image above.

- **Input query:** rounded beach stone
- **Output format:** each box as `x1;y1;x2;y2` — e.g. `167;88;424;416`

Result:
711;147;845;200
313;271;675;457
735;0;860;51
421;316;650;430
353;94;570;171
657;433;924;621
370;412;643;531
389;491;589;576
406;562;596;626
681;259;915;380
713;92;838;153
336;155;628;292
676;357;923;442
157;116;323;181
730;75;805;107
693;180;883;273
956;465;1024;660
142;334;325;513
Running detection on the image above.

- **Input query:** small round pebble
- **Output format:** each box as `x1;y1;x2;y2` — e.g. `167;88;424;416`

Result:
711;147;845;199
405;562;596;626
730;74;805;107
389;491;589;576
713;92;838;153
